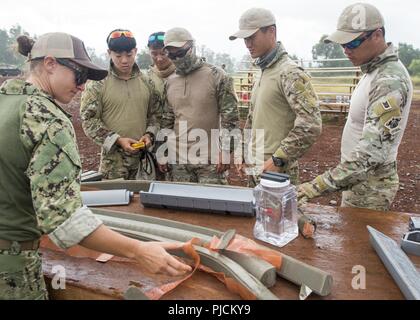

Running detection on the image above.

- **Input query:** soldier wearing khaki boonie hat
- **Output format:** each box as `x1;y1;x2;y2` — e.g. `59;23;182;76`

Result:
324;2;384;44
229;7;276;40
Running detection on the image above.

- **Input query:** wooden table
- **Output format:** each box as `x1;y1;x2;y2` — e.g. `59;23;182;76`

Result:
42;194;420;300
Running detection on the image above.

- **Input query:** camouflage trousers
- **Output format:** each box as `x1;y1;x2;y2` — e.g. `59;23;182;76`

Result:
169;164;227;185
100;148;155;181
341;162;399;211
0;249;48;300
248;160;300;187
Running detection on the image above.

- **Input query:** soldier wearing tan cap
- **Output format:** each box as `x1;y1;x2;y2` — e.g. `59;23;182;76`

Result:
298;3;413;211
230;8;322;185
159;27;241;184
0;32;191;300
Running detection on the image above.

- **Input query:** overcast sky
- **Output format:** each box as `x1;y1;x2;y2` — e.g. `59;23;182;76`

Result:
1;0;419;61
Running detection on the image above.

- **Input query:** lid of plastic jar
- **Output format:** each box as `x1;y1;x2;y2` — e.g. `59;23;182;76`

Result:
260;178;290;188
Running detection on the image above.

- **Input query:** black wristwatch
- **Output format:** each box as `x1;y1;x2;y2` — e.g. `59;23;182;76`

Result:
272;155;286;168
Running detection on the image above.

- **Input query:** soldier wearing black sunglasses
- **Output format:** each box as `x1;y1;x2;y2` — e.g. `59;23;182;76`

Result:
159;27;241;185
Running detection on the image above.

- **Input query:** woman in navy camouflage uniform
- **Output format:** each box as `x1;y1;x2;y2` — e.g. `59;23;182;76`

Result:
0;33;190;300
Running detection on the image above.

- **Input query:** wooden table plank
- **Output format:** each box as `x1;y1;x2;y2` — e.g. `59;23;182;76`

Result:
42;195;420;300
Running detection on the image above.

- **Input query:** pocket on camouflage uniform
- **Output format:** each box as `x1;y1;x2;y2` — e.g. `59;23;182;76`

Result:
0;251;48;300
293;73;318;114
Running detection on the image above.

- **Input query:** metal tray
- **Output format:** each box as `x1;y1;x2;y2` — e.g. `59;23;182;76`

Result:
81;189;132;207
140;182;255;216
401;231;420;257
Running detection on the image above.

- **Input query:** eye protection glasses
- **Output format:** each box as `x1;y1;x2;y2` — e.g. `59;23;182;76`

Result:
148;34;165;43
56;58;89;86
109;30;135;40
341;30;376;50
164;44;192;60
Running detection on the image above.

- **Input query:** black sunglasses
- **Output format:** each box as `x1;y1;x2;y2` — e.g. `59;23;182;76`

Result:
164;43;192;60
341;30;376;50
56;58;89;86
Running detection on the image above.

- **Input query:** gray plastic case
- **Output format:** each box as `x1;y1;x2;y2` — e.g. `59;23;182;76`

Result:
81;189;132;207
401;231;420;257
140;182;255;216
409;217;420;231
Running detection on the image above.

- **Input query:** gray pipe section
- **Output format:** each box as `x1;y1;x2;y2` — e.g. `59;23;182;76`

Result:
92;208;333;297
111;227;278;300
96;212;276;288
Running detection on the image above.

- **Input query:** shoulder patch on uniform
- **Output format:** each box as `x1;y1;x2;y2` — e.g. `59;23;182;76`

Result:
381;100;392;111
372;96;403;136
384;116;401;131
299;72;311;82
372;96;399;118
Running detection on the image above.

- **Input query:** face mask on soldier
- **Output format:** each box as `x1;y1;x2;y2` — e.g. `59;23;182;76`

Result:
172;45;201;75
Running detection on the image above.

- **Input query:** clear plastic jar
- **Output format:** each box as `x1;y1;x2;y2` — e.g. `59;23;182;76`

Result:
253;174;298;247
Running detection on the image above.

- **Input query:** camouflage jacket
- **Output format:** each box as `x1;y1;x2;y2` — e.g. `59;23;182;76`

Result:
0;79;101;248
147;64;176;100
161;55;241;154
80;63;162;153
319;44;413;192
246;42;322;162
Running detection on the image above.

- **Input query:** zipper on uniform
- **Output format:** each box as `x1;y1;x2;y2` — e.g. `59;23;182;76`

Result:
258;70;264;87
126;80;130;98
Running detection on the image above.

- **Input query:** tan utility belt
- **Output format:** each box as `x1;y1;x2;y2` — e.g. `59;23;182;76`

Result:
0;239;40;251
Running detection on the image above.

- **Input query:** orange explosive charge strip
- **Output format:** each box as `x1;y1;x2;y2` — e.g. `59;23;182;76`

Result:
40;234;282;300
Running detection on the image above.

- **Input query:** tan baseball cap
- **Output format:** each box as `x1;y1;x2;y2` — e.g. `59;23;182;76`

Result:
164;28;194;48
30;32;108;81
325;3;384;44
229;8;276;40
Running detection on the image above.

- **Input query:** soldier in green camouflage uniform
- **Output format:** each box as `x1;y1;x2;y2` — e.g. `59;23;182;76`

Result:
146;32;176;101
146;32;176;181
297;3;413;211
230;8;322;185
80;29;162;180
0;32;190;300
160;28;241;184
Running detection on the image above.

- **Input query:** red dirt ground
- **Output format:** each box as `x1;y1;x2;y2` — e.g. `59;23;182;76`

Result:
63;94;419;214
